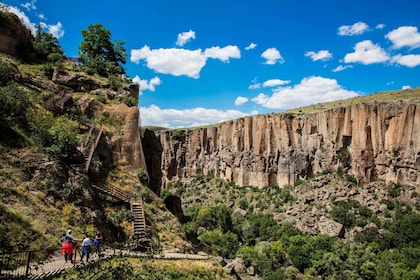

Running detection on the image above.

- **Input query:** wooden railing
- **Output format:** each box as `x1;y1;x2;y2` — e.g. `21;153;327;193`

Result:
91;183;132;203
82;124;103;172
90;183;149;240
0;244;117;279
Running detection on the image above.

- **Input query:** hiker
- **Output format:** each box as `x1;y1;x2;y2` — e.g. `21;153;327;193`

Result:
80;233;93;262
94;232;102;255
60;229;75;263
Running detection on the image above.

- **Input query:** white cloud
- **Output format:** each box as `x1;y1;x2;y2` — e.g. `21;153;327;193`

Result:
235;96;249;106
245;43;257;50
305;50;333;61
332;65;353;72
386;26;420;49
391;54;420;67
338;21;369;36
402;85;411;90
176;30;195;46
5;6;36;35
251;76;359;110
130;45;240;78
344;40;389;64
139;105;248;128
21;0;37;11
45;22;64;38
204;45;241;62
132;75;162;94
130;45;206;78
4;5;63;38
261;48;284;65
376;23;385;29
248;83;261;90
262;79;290;87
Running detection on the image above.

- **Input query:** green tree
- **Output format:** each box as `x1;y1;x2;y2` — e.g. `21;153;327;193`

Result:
78;23;126;77
45;116;79;158
198;229;239;258
33;24;65;62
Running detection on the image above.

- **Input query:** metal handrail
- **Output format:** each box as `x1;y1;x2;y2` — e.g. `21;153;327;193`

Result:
0;243;117;279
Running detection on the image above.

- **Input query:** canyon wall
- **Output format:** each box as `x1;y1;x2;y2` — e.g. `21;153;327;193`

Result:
150;101;419;190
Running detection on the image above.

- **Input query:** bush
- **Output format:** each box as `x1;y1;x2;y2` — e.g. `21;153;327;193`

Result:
0;61;16;85
44;116;79;158
171;129;184;140
0;83;30;123
137;168;149;184
198;229;239;258
388;183;401;198
122;96;137;107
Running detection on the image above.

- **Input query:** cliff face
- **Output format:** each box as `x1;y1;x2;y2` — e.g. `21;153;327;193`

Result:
0;11;35;60
152;100;419;190
76;96;146;172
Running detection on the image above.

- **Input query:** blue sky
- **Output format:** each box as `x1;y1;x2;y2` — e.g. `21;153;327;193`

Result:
2;0;420;128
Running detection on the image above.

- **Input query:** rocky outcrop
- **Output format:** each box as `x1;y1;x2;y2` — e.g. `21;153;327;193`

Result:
0;11;35;60
76;96;146;171
151;98;419;191
106;103;146;170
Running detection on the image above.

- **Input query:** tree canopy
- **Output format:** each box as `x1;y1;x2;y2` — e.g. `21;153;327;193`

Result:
33;24;65;62
78;23;126;77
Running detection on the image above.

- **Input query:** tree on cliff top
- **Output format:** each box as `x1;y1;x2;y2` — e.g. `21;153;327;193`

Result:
78;23;126;77
33;24;65;62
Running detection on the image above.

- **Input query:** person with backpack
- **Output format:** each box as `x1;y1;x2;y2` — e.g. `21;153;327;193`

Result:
60;229;75;263
94;232;102;255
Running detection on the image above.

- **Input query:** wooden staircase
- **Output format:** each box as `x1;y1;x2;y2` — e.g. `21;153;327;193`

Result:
82;124;103;173
91;183;132;202
131;200;148;238
80;123;150;243
91;183;150;240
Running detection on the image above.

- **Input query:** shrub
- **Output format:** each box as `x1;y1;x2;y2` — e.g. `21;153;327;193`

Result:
122;96;137;107
0;83;30;123
171;129;184;140
44;116;79;158
238;199;249;210
137;168;149;184
0;61;16;85
388;183;401;198
198;229;239;258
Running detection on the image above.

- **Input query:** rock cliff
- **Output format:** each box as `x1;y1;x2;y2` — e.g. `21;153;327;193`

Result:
150;91;419;191
0;10;35;60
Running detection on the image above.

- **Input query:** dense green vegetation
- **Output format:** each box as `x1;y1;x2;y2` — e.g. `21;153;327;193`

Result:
166;175;420;279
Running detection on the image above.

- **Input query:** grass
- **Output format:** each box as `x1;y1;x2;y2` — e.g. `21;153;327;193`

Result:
128;258;235;280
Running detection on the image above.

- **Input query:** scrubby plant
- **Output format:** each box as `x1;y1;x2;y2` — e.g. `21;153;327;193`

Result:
137;168;149;184
122;96;137;107
0;60;16;85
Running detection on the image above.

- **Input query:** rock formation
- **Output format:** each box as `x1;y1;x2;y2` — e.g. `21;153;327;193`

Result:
0;10;35;60
149;95;419;191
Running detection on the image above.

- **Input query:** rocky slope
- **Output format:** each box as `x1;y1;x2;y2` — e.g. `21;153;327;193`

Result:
146;90;419;192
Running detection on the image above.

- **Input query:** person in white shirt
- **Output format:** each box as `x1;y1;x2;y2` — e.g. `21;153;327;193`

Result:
80;234;92;262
